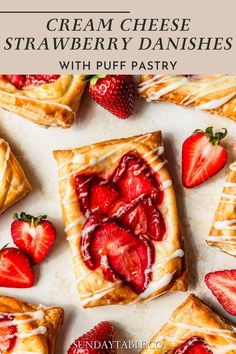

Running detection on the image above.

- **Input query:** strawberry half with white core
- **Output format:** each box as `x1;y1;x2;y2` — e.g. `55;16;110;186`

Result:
205;270;236;316
11;212;56;265
0;315;17;352
68;321;116;354
88;75;135;119
173;337;212;354
0;246;34;288
182;127;228;188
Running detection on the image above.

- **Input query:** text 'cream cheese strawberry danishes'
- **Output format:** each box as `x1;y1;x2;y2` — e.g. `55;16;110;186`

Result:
0;74;87;128
207;161;236;257
138;75;236;122
0;296;63;354
141;294;236;354
53;131;187;307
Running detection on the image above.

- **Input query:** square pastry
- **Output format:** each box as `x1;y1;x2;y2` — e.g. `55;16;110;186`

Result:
139;75;236;122
0;295;64;354
54;131;187;307
207;161;236;257
0;138;31;214
141;294;236;354
0;75;87;128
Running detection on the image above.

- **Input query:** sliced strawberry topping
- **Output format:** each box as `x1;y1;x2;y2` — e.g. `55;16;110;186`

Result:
205;269;236;315
112;153;163;203
0;315;17;353
4;75;60;89
82;218;154;293
173;337;213;354
116;197;166;241
75;175;119;215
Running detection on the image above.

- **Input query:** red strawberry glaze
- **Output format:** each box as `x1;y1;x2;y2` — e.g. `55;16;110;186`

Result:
173;337;213;354
0;315;17;353
76;152;166;294
3;75;60;89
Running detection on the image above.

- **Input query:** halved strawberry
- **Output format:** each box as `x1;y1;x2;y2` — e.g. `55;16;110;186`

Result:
82;218;154;293
68;321;116;354
205;269;236;315
182;127;228;188
173;337;212;354
0;246;34;288
112;153;163;203
75;175;118;215
11;212;56;265
0;315;17;353
117;197;166;241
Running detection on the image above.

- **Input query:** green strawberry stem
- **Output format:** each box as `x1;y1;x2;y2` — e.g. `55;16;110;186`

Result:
13;212;47;227
83;74;107;86
194;127;227;145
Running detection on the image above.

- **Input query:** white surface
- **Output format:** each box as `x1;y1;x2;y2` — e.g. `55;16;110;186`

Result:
0;88;236;353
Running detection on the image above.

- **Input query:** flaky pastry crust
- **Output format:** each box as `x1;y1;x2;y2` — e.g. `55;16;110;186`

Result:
141;294;236;354
0;295;64;354
207;161;236;257
139;75;236;122
0;139;31;214
0;75;87;128
53;131;187;308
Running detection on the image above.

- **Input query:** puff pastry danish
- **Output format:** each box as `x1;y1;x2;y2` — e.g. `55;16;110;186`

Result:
207;161;236;257
0;139;31;214
139;75;236;122
53;131;187;308
0;75;87;128
141;294;236;354
0;295;63;354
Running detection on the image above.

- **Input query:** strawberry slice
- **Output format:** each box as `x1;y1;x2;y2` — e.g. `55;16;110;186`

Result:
11;212;56;265
0;315;17;353
82;217;154;293
182;127;228;188
0;247;34;288
75;175;119;215
112;153;163;204
68;321;116;354
116;197;166;241
173;337;212;354
205;269;236;315
4;75;60;89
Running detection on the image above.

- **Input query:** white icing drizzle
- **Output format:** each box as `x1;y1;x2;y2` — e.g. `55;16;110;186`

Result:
230;162;236;171
214;219;236;230
224;182;236;187
65;216;84;233
76;270;92;284
59;133;152;181
221;193;236;199
137;271;176;300
169;320;236;340
139;75;236;110
153;160;167;172
152;249;184;271
80;283;120;306
0;310;44;327
207;235;236;242
162;179;172;190
0;140;10;184
0;90;75;117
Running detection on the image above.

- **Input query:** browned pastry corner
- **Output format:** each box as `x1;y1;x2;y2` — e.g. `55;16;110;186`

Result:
207;161;236;257
0;139;31;214
141;294;236;353
139;75;236;122
0;75;87;128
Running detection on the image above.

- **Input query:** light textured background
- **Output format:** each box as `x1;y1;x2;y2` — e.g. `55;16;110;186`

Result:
0;87;236;352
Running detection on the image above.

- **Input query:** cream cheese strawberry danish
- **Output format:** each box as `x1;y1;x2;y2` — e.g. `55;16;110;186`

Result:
53;131;187;307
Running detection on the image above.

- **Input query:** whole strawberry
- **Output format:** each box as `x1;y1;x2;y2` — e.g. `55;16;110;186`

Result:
68;321;116;354
88;75;135;119
11;212;56;265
